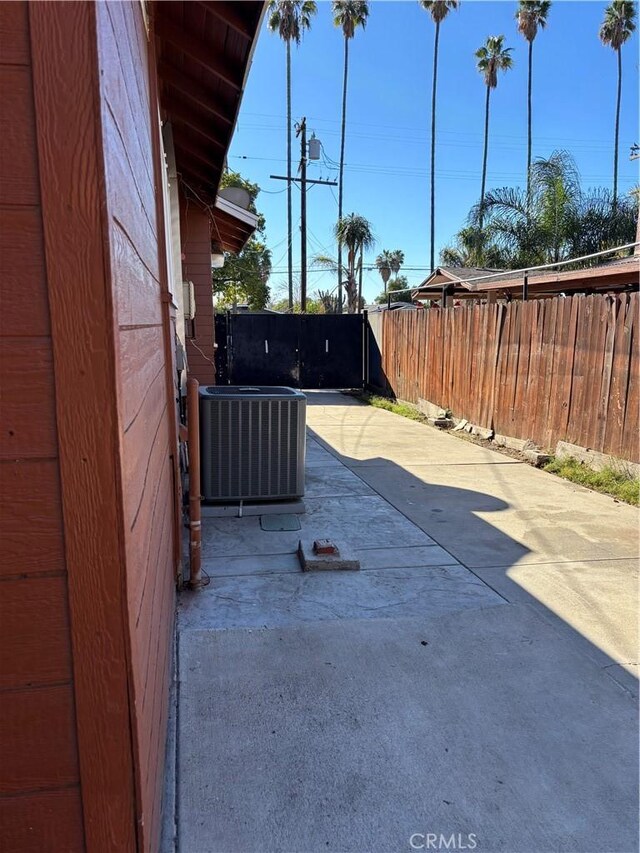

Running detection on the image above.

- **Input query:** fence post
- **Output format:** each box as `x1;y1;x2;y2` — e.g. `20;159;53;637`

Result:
362;310;369;390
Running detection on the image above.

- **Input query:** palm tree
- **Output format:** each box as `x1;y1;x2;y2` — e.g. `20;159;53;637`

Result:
389;249;405;278
332;0;369;310
475;36;514;230
440;225;504;269
474;151;580;265
268;1;317;309
375;250;393;292
465;150;638;267
336;214;375;313
420;1;460;274
516;2;551;205
599;1;636;207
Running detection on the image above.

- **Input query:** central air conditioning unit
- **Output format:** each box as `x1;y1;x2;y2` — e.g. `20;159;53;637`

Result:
199;386;306;502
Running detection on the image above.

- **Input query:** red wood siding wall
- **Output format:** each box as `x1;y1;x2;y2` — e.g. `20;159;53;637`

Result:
0;3;84;849
1;2;178;848
96;3;177;851
183;203;216;385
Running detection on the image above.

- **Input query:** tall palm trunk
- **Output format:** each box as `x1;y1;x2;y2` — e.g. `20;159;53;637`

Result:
286;40;293;309
476;84;492;266
345;248;357;314
526;39;533;208
337;36;349;313
348;272;358;313
613;46;622;209
430;20;440;274
478;83;491;257
357;248;363;312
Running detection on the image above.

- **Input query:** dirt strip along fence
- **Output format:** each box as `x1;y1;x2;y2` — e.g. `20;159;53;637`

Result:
379;292;639;463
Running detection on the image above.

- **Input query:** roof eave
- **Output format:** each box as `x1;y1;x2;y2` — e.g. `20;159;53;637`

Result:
212;195;259;254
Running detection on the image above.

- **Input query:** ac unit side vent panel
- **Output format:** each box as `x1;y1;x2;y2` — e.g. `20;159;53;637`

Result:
199;388;306;502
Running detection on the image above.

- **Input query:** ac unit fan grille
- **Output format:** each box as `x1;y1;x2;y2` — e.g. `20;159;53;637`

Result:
200;397;305;501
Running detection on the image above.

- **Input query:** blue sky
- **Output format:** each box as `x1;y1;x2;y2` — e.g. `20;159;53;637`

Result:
229;1;639;303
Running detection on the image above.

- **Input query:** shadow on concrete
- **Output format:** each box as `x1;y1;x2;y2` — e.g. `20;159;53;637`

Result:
306;391;639;698
173;391;638;853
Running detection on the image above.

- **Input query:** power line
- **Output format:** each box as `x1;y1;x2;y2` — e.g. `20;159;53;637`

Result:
269;219;301;270
239;111;624;147
238;123;616;154
232;155;635;184
307;226;336;259
265;232;290;253
268;265;436;273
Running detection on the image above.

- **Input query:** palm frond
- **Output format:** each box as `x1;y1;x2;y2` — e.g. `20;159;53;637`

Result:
312;254;338;271
470;186;529;229
600;0;636;50
516;1;552;42
419;0;460;25
389;249;405;275
476;35;514;87
335;214;375;253
267;0;317;44
332;0;369;38
454;148;636;268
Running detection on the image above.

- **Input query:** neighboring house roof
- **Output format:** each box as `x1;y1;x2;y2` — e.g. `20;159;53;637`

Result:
413;256;639;300
367;302;417;312
415;267;505;289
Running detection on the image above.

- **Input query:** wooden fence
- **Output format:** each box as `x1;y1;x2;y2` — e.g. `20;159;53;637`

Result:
379;292;639;462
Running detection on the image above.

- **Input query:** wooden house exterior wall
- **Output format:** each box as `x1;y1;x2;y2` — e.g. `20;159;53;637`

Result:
95;3;179;850
0;2;181;849
0;3;84;848
182;202;217;386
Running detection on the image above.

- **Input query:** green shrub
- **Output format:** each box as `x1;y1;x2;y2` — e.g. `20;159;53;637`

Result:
544;457;639;506
360;393;427;422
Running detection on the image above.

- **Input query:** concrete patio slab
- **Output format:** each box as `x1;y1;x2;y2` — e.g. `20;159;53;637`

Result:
202;551;303;578
177;605;638;853
310;427;523;467
305;438;344;468
174;392;639;852
496;557;639;671
353;460;639;565
200;494;437;560
304;463;376;498
179;563;502;630
607;663;639;698
357;544;460;569
201;544;460;579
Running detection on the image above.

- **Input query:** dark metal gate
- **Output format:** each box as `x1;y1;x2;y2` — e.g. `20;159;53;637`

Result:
215;313;365;389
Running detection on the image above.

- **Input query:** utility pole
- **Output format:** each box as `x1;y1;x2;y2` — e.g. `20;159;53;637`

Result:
270;118;336;313
632;146;639;256
298;118;308;313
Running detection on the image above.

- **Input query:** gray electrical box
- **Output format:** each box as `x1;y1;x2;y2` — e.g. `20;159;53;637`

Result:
199;386;306;502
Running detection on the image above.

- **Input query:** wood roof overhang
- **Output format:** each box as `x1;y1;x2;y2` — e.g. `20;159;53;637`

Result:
412;266;504;297
153;0;265;238
413;259;639;300
474;260;639;296
212;196;259;254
